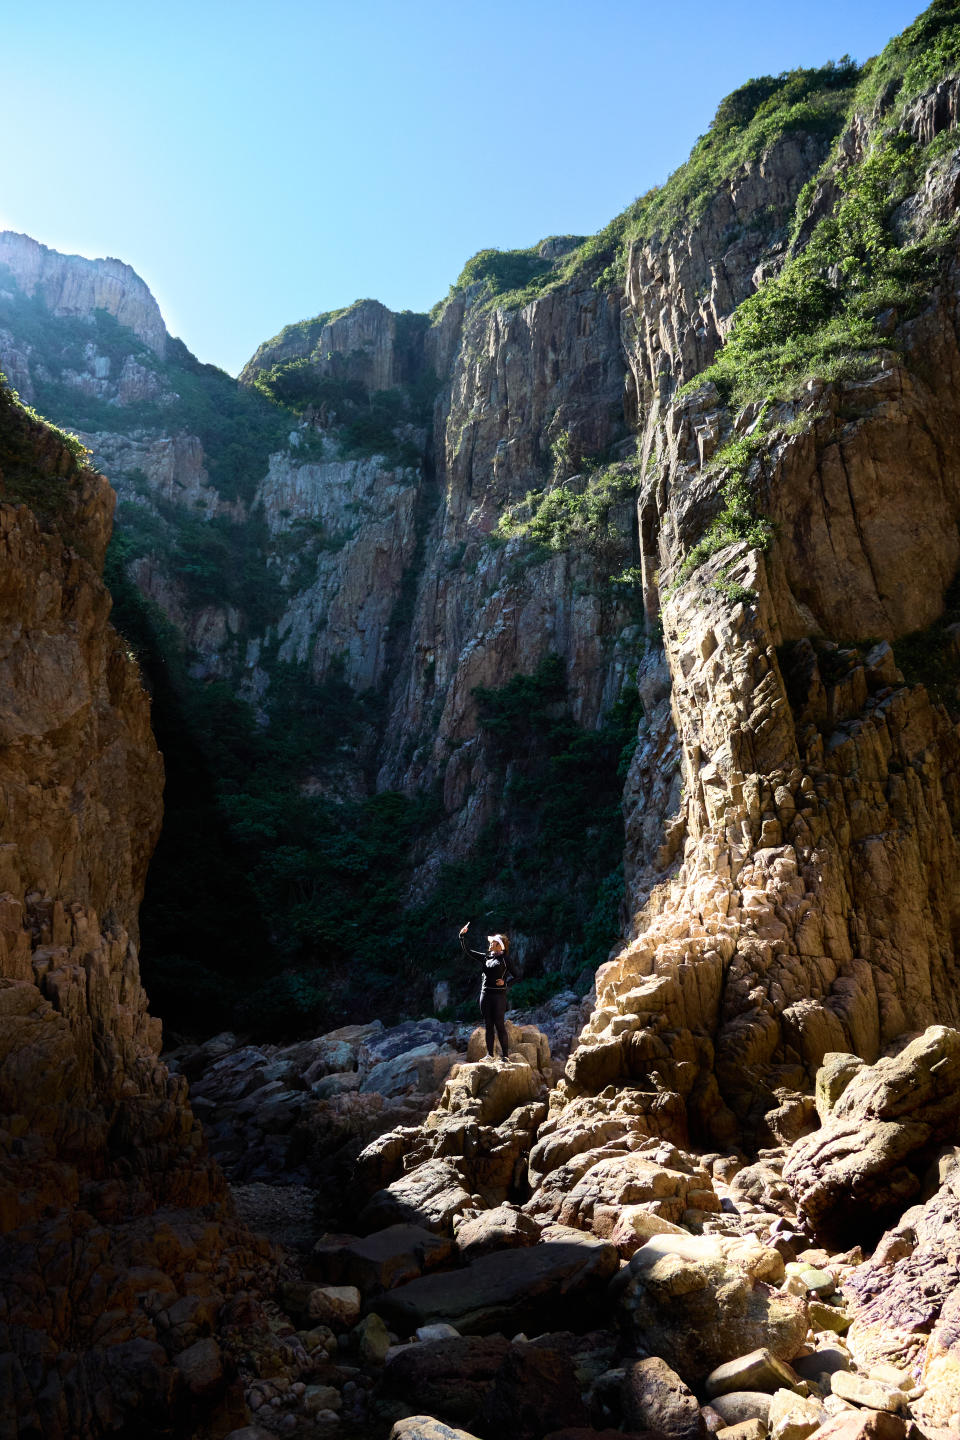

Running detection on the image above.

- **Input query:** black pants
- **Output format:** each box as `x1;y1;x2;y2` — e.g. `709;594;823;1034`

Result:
481;989;510;1057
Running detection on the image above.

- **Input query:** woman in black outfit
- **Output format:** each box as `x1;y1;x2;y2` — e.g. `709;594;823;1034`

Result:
459;921;516;1059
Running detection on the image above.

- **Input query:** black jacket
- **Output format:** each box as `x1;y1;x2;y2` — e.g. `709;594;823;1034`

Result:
460;933;517;1001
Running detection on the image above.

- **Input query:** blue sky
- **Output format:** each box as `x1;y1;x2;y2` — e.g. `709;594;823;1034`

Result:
0;0;926;374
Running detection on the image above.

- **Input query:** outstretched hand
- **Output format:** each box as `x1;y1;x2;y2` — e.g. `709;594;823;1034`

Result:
459;921;470;936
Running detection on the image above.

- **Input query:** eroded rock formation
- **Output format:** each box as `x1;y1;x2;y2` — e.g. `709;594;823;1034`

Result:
0;396;275;1439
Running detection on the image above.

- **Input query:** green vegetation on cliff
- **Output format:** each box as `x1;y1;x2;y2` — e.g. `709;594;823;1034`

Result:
0;375;96;554
463;59;861;315
691;128;958;411
494;455;639;576
0;271;289;504
670;0;960;592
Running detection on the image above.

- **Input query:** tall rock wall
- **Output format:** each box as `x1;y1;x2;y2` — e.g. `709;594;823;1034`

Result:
565;75;960;1145
0;396;271;1439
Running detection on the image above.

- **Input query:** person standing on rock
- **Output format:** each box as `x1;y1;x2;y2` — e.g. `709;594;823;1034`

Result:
459;922;516;1060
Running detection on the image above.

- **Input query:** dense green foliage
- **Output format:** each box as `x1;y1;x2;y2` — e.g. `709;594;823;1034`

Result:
494;455;639;574
692;130;958;411
0;271;290;505
0;373;92;547
856;0;960;110
462;61;861;315
451;247;554;301
252;357;438;468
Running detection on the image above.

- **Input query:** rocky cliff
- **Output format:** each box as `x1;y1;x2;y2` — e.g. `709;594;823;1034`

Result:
0;390;276;1438
0;230;168;360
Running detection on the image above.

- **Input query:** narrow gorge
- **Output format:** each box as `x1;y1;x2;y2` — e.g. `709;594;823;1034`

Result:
2;5;960;1439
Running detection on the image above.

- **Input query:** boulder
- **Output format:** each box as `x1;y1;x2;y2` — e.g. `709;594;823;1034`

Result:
528;1093;688;1191
621;1356;707;1439
782;1027;960;1246
355;1312;391;1366
477;1336;591;1440
618;1237;808;1386
311;1069;362;1098
715;1423;765;1440
705;1349;802;1399
307;1285;362;1330
808;1299;851;1333
792;1348;851;1383
708;1393;772;1427
360;1043;460;1098
433;1059;542;1127
310;1224;455;1295
305;1038;355;1081
358;1158;475;1235
557;1150;718;1236
172;1337;224;1398
381;1335;511;1429
829;1373;905;1413
454;1203;540;1261
766;1388;823;1440
390;1420;483;1440
809;1416;906;1440
375;1230;619;1336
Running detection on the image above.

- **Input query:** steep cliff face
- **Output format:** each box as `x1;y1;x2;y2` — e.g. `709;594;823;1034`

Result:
0;230;168;358
0;393;274;1439
240;296;426;393
564;63;960;1147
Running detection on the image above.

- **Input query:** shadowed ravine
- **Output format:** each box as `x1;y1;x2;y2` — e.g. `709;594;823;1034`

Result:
3;5;960;1438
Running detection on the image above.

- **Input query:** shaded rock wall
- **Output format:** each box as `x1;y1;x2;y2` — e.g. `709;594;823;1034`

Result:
0;402;272;1439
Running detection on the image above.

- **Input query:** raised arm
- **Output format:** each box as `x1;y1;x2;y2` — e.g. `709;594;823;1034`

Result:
459;924;487;961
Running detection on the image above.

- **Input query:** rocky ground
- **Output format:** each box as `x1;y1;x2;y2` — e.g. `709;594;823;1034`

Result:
166;1012;960;1440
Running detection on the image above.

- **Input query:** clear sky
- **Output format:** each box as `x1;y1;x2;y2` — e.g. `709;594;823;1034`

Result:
0;0;926;375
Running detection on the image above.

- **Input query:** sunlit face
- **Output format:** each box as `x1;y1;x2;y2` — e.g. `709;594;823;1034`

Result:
488;935;505;954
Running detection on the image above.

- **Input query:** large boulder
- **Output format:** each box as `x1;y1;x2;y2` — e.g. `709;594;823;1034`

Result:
360;1043;460;1098
621;1355;707;1440
374;1228;619;1337
431;1059;543;1128
476;1333;600;1440
555;1147;719;1239
381;1335;511;1431
390;1420;483;1440
617;1233;808;1386
842;1156;960;1433
358;1158;475;1235
453;1203;541;1261
310;1224;454;1295
782;1027;960;1246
